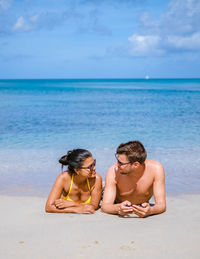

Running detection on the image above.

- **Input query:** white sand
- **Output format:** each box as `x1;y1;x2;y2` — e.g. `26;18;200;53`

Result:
0;194;199;259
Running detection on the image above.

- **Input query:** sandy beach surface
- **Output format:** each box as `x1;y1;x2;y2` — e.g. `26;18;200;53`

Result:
1;194;199;259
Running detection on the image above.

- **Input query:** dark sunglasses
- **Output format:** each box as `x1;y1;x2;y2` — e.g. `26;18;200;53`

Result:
115;154;131;166
81;159;96;170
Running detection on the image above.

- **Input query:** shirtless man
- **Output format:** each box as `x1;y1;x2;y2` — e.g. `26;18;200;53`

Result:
101;141;166;217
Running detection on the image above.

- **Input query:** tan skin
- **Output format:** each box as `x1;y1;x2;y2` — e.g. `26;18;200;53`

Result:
101;154;166;217
45;156;102;214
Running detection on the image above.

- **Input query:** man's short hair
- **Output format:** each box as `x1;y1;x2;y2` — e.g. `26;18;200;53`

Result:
116;140;147;164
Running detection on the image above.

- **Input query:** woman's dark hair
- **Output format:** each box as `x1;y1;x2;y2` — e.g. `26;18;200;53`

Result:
59;149;92;175
116;140;147;164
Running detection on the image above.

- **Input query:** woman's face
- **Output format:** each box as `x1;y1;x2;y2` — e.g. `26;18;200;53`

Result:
78;156;96;178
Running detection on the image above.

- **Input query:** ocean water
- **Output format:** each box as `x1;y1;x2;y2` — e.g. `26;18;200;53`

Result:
0;79;200;196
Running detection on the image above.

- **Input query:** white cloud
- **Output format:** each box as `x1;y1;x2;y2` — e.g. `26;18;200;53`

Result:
128;33;164;56
12;14;41;33
0;0;12;11
128;0;200;56
30;14;40;23
2;1;111;36
13;16;33;32
167;32;200;50
11;10;80;34
163;0;200;35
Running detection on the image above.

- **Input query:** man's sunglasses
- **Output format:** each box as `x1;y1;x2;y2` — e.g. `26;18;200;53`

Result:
115;154;131;166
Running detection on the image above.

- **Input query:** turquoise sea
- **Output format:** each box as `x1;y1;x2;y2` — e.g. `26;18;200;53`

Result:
0;79;200;196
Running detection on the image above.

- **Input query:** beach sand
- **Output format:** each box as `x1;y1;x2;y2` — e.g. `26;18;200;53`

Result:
1;194;199;259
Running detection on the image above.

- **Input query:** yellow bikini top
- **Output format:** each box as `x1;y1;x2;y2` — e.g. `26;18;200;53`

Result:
62;174;91;204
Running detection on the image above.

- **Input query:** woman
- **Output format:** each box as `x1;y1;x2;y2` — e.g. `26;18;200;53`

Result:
45;149;102;214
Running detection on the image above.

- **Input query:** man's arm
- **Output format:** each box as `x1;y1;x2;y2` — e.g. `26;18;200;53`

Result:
132;162;166;217
101;166;134;215
149;162;166;215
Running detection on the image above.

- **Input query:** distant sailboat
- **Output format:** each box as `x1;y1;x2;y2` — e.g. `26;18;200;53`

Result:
145;75;150;80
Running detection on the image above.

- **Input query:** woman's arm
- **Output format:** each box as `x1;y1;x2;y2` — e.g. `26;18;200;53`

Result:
89;173;102;210
45;172;68;212
46;204;95;214
45;172;102;213
45;172;84;213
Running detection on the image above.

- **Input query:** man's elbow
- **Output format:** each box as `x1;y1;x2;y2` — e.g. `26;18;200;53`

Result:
101;205;105;213
159;203;166;214
151;202;166;215
162;203;166;213
101;202;109;213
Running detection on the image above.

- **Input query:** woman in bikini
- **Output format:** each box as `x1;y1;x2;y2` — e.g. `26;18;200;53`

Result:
45;149;102;214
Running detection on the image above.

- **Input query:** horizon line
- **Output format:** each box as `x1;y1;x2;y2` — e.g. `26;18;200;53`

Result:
1;77;200;80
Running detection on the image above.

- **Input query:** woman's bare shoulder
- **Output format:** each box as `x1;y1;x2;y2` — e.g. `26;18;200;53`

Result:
95;172;102;181
89;173;102;186
57;171;71;182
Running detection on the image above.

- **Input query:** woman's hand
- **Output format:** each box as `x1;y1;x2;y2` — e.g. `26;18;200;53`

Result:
55;199;95;214
55;199;69;209
79;204;95;214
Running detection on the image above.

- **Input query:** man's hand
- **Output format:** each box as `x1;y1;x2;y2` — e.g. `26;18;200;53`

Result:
132;203;151;218
118;200;134;216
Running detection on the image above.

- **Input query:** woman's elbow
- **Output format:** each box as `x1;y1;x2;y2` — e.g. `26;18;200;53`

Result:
45;203;54;213
45;206;51;213
94;202;101;210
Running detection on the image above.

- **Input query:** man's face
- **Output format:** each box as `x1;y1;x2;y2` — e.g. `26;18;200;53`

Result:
115;154;133;174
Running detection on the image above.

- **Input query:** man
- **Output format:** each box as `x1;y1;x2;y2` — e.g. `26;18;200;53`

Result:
101;140;166;217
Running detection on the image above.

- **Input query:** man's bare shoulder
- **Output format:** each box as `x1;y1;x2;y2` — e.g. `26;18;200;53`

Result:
105;164;117;183
146;159;165;176
146;159;164;171
146;159;163;167
106;164;117;175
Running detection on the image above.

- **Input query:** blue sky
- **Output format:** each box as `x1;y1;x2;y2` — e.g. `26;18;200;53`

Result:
0;0;200;78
